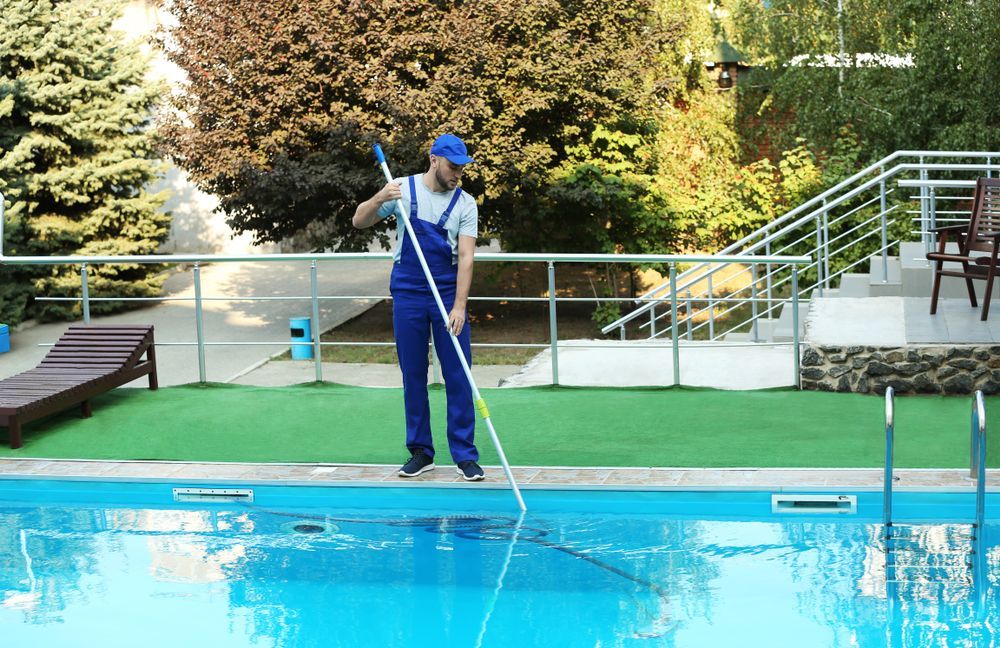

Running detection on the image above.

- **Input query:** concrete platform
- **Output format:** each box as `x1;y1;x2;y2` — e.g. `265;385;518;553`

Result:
1;457;995;491
500;340;795;390
807;296;1000;346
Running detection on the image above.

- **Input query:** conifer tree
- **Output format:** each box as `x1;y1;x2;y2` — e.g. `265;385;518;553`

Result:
0;0;170;324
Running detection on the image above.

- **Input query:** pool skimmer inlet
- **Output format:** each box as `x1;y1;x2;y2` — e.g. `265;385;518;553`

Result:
771;494;857;514
172;487;254;503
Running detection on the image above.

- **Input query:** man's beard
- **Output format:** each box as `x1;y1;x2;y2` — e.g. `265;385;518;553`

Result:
435;168;456;189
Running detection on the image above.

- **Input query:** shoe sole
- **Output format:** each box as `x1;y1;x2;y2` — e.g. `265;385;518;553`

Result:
398;463;435;478
456;467;485;482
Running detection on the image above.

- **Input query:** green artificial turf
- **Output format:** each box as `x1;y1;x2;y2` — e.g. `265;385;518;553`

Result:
2;382;997;468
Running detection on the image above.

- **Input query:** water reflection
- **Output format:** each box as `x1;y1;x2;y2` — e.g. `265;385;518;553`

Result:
0;502;997;647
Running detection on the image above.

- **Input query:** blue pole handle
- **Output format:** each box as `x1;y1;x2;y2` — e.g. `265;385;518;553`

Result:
372;143;386;164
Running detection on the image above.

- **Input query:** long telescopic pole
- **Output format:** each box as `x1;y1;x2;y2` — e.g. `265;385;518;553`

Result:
372;144;526;512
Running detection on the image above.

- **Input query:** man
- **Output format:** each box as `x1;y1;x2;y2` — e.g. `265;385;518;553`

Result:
353;133;484;481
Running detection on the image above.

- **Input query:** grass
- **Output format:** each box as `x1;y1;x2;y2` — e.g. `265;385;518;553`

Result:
3;383;998;470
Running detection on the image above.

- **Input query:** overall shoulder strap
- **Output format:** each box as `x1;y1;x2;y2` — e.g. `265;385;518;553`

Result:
436;188;463;228
408;175;418;222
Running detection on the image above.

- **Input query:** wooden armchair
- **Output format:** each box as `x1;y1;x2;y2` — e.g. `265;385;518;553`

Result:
927;177;1000;321
0;325;157;449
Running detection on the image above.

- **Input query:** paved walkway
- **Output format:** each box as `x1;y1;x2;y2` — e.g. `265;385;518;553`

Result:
1;458;995;491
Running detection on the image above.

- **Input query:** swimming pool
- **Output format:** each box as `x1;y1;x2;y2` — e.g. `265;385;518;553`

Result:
1;479;997;647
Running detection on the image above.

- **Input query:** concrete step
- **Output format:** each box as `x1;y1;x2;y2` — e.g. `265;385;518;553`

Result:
867;256;902;297
772;299;809;342
838;272;871;298
721;316;778;342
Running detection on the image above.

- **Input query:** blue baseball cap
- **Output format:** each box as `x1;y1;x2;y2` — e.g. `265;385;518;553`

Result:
430;133;474;165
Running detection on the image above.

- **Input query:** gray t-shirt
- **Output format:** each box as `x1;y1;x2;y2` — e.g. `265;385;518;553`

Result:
377;174;478;264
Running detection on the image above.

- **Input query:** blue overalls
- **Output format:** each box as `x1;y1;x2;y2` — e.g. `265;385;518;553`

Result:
389;175;477;463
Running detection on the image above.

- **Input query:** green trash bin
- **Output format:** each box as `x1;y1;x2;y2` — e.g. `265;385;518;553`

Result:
290;317;313;360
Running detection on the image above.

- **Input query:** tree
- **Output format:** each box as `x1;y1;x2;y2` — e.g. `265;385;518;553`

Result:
162;0;680;253
0;0;170;324
733;0;1000;156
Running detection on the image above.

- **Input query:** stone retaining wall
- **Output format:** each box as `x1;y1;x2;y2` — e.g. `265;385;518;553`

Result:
800;345;1000;395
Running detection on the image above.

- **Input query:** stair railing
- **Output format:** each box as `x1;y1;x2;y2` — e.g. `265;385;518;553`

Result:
602;152;1000;342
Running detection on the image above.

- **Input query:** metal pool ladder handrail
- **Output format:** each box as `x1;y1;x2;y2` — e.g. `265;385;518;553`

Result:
883;386;894;538
884;388;988;538
971;390;987;532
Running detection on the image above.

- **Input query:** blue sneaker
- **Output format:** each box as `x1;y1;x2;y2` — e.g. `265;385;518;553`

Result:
456;460;485;481
399;449;435;477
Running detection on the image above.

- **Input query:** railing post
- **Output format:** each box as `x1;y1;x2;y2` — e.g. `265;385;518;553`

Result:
707;271;715;339
920;158;929;255
929;186;938;252
548;261;559;385
822;199;830;290
685;291;693;341
80;263;91;324
649;304;656;338
880;165;889;282
310;260;323;382
750;263;759;342
430;340;441;384
193;262;207;383
815;216;824;297
670;263;679;386
765;240;773;320
792;267;800;388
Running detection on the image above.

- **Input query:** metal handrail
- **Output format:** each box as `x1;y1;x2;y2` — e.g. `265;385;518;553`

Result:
883;386;894;539
0;251;805;266
885;389;988;541
971;390;987;533
603;151;1000;338
0;248;811;388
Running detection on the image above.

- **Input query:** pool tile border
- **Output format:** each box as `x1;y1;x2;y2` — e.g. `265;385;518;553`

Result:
0;458;996;491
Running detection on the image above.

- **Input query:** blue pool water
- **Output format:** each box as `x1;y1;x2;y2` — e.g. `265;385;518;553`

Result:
0;480;998;647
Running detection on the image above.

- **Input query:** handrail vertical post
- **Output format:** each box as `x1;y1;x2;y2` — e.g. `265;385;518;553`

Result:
792;267;800;388
0;190;5;257
822;200;830;289
929;186;938;252
707;271;715;339
649;304;656;338
919;158;929;255
815;216;824;297
670;263;679;386
685;291;693;341
880;166;889;282
193;262;207;383
750;263;759;342
547;261;559;385
310;260;323;382
80;263;91;324
883;386;895;539
765;240;773;320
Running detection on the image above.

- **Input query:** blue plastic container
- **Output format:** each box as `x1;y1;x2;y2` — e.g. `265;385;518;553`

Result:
289;317;313;360
0;324;8;353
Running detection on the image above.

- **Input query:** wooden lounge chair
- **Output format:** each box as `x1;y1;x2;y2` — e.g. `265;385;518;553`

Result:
928;177;1000;321
0;325;158;449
